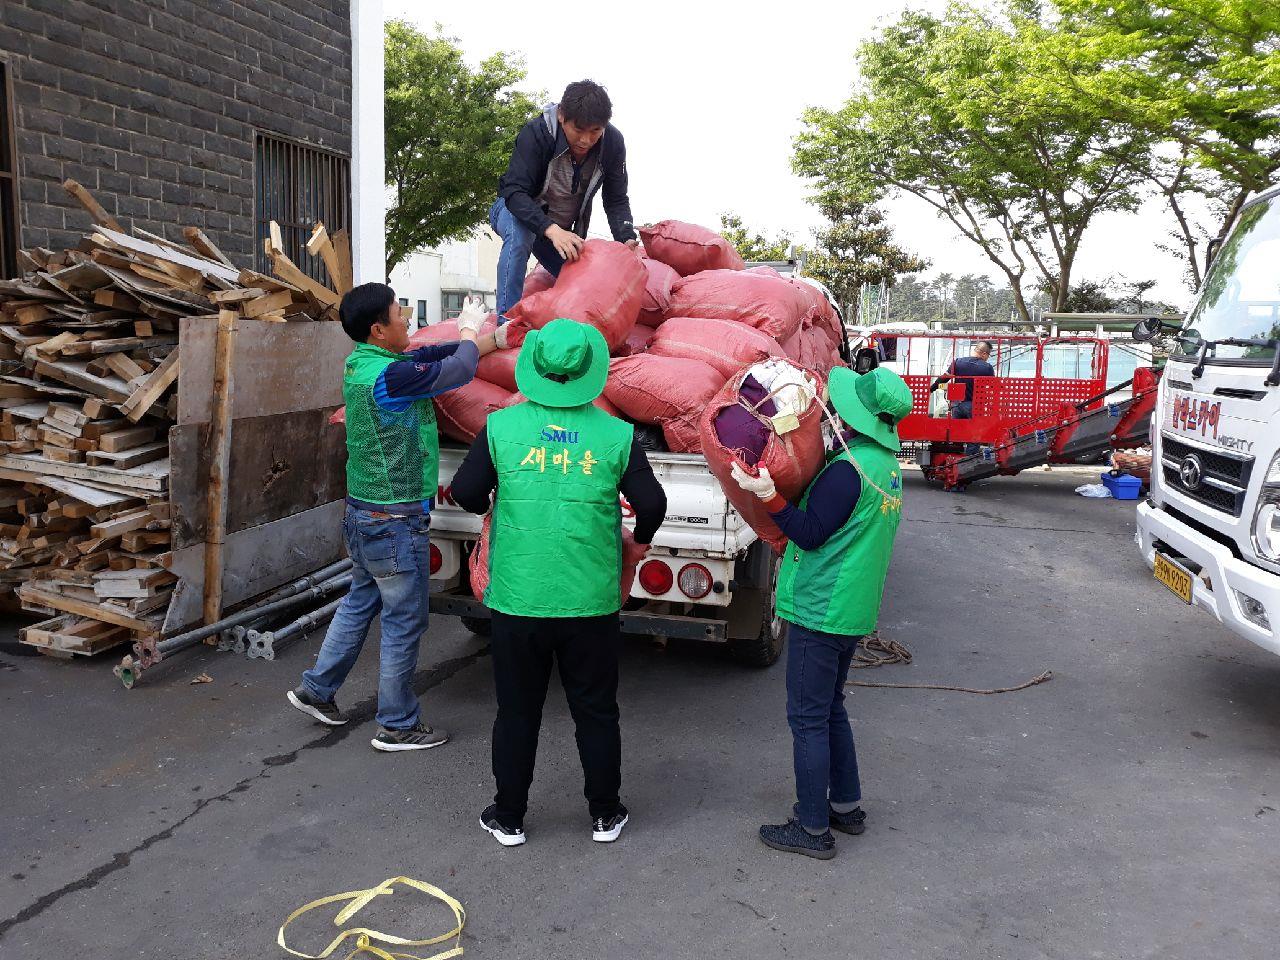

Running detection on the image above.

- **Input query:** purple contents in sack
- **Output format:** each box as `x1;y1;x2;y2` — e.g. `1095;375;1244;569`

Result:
712;374;776;466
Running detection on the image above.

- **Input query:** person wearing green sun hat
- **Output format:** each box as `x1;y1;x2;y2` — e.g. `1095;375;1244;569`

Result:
451;317;667;848
731;363;913;860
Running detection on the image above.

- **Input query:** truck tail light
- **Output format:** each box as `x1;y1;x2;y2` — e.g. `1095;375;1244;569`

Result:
638;560;673;595
429;544;442;574
677;563;713;600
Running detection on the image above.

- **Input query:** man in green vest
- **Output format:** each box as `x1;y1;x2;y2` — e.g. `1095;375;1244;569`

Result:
451;318;667;847
731;366;913;859
287;282;497;752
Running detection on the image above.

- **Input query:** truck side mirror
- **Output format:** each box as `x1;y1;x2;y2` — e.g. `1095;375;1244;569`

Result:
1132;318;1162;343
1204;236;1224;275
853;347;879;374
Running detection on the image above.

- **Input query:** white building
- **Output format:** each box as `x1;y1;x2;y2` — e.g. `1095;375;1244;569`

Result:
389;230;501;328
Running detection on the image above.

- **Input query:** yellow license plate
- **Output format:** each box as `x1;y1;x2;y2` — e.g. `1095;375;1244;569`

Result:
1154;553;1193;604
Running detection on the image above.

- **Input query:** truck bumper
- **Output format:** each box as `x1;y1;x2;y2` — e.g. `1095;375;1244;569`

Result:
1136;500;1280;656
428;592;727;642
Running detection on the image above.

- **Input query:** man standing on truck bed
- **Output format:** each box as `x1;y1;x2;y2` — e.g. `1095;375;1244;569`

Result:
732;366;912;859
286;283;496;752
490;80;639;321
451;318;666;848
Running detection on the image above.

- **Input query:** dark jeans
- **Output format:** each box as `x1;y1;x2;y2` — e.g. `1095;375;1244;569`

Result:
489;610;623;826
785;622;863;832
489;198;566;318
301;506;431;729
951;401;979;455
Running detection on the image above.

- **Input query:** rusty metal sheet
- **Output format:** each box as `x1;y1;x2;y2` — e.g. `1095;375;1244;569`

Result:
169;410;347;549
177;317;350;424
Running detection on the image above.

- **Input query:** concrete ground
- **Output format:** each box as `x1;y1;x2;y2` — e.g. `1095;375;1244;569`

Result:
2;468;1279;959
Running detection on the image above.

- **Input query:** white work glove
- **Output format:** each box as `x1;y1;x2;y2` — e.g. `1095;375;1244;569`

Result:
494;322;512;350
457;295;488;335
730;462;777;501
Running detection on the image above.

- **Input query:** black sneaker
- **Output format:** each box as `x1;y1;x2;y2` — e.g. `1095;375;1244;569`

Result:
793;801;866;836
371;722;449;752
479;804;526;847
759;819;836;860
286;686;348;726
592;804;629;843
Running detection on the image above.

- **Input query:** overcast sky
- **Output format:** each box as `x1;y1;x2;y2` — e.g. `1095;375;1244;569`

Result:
385;0;1195;309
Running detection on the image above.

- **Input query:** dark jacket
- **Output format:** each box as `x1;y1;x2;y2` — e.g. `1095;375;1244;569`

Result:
498;103;637;243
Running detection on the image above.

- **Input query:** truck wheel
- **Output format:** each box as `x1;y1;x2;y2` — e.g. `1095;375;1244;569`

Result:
729;557;787;668
460;616;491;637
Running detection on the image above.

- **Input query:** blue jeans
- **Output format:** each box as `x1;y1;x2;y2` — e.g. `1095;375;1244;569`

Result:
489;198;565;318
301;506;432;729
951;401;979;455
785;623;863;832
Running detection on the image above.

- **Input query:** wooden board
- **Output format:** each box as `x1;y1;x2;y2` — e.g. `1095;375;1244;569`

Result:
92;226;241;284
168;408;346;548
177;317;348;424
202;312;236;624
0;453;169;493
162;499;346;634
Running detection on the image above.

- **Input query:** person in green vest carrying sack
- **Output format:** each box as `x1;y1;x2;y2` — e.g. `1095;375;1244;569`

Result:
451;318;667;848
287;283;499;752
731;365;913;859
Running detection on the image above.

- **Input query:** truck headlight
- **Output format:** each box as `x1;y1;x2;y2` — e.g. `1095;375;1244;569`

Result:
1251;452;1280;561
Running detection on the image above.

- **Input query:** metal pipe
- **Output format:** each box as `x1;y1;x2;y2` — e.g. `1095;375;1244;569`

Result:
155;573;352;656
217;559;353;647
246;596;344;661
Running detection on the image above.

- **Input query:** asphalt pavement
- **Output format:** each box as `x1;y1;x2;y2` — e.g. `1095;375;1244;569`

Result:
2;467;1279;959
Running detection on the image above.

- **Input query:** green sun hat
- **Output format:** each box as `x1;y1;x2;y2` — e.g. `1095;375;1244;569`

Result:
828;365;913;452
514;318;610;408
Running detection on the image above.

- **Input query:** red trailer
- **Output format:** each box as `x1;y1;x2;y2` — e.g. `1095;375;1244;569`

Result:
861;332;1159;489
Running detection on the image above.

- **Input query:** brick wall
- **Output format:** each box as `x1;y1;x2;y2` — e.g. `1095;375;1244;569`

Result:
0;0;351;266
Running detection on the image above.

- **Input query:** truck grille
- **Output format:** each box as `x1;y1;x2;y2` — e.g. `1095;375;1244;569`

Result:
1160;433;1252;517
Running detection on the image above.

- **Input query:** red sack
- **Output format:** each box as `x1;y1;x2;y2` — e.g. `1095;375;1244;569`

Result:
503;391;624;418
604;354;726;454
781;326;841;379
433;378;513;444
469;514;644;603
639;220;745;277
476;348;519;392
700;364;827;554
637;257;679;327
745;265;783;279
665;270;817;342
522;266;556;298
506;240;645;351
621;325;656;356
646;316;784;380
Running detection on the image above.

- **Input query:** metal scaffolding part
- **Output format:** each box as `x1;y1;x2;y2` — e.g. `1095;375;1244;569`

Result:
215;559;353;653
246;595;345;661
114;566;354;688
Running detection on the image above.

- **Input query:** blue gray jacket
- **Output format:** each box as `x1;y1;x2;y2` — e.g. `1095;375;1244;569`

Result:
497;103;637;243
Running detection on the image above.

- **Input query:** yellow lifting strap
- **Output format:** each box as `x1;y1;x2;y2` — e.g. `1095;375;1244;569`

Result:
278;876;466;960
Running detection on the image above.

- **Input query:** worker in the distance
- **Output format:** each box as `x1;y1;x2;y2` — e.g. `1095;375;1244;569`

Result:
731;366;912;859
490;80;639;320
451;318;666;848
929;340;994;420
287;284;498;752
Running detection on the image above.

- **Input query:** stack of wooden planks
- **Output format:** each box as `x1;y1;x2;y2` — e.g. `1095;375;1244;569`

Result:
0;180;350;657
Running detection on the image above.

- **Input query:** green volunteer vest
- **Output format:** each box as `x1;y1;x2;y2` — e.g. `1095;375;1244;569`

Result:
776;436;904;636
342;342;440;505
485;400;633;617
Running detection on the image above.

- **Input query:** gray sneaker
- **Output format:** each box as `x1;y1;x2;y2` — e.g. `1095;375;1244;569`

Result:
371;722;449;752
287;686;348;726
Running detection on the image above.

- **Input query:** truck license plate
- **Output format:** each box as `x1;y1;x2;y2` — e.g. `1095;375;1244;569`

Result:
1154;553;1193;604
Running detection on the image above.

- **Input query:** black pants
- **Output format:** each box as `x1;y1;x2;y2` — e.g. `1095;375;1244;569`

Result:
490;611;623;826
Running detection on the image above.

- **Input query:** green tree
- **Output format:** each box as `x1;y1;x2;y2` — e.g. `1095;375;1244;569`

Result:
804;191;928;318
1025;1;1280;289
718;212;793;262
793;4;1147;323
383;21;539;275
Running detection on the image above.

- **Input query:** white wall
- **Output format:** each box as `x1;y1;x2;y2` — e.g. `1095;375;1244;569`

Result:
389;230;501;329
350;0;386;283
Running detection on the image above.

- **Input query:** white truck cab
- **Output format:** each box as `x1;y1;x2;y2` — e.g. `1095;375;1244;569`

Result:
1135;186;1280;655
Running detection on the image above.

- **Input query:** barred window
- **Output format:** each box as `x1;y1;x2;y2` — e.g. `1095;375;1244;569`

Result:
254;133;350;286
0;61;19;279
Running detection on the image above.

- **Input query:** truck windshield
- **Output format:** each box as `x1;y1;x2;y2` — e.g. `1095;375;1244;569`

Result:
1181;195;1280;362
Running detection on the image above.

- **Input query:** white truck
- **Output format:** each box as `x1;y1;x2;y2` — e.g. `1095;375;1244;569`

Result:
1133;185;1280;656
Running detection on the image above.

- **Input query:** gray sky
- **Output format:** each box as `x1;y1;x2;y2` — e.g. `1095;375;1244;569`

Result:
386;0;1195;308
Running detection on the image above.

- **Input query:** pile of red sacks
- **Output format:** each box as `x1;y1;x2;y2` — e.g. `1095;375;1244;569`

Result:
405;220;843;451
